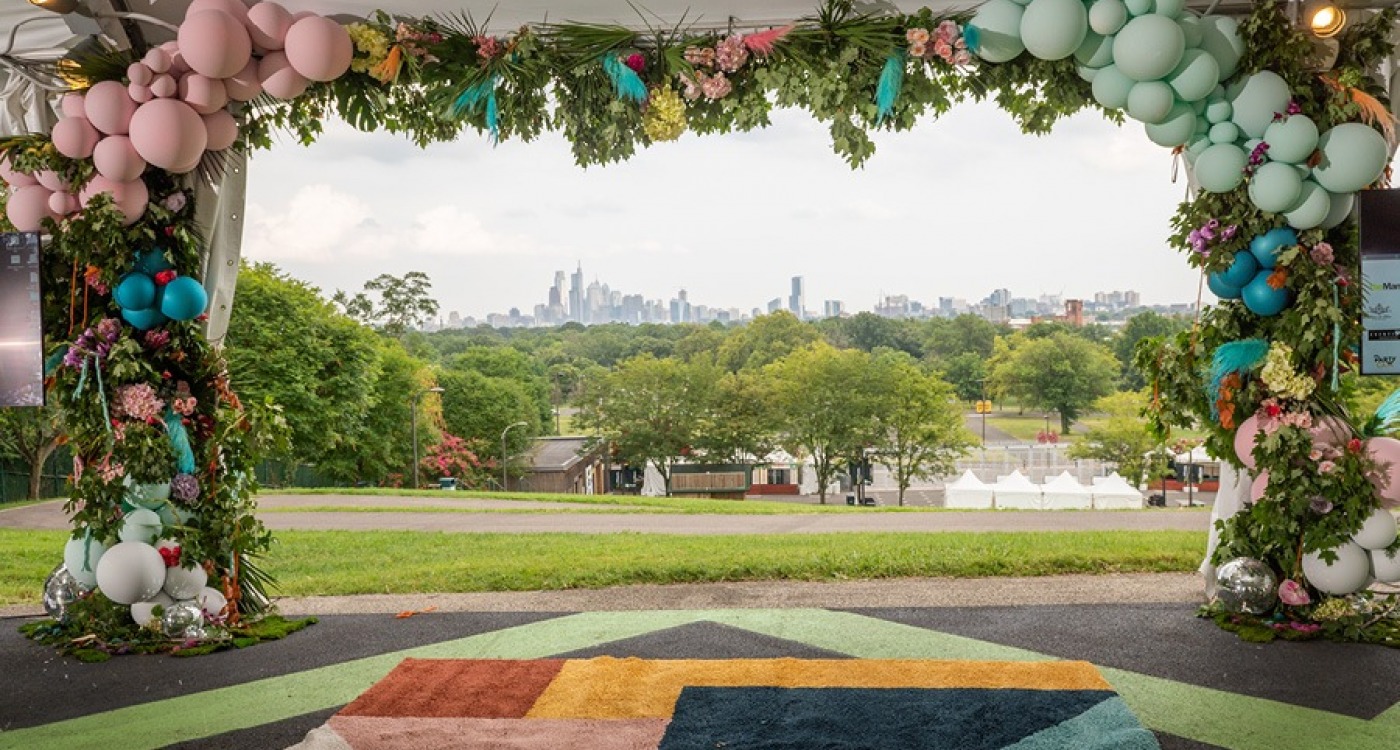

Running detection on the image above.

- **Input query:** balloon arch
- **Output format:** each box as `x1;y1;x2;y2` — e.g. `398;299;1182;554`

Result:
3;0;1400;648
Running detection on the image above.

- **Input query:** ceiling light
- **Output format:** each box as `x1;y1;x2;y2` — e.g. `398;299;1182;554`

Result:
27;0;80;14
1308;4;1348;38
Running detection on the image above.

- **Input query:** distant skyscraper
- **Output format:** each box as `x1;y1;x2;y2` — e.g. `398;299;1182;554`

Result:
569;264;584;323
823;300;845;318
767;298;782;313
789;276;805;318
550;271;565;310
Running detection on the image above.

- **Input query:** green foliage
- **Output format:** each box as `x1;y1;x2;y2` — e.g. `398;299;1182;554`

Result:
992;332;1119;432
716;311;820;371
939;352;989;404
0;406;64;500
438;368;542;472
1067;391;1158;487
869;352;975;504
1115;312;1190;390
332;271;441;340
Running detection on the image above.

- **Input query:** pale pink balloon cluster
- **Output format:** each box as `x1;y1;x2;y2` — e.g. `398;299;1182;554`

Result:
3;0;353;232
1237;413;1400;509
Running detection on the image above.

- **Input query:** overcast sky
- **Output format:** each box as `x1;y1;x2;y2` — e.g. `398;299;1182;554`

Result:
242;100;1204;320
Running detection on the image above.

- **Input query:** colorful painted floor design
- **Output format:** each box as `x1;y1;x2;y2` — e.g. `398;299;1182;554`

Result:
300;657;1158;749
2;605;1399;750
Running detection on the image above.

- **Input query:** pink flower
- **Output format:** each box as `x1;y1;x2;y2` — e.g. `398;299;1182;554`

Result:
906;28;930;45
162;192;187;212
113;383;165;422
909;41;927;58
679;74;701;101
625;53;645;74
933;40;954;61
1319;460;1337;475
935;20;959;44
683;46;715;68
714;34;749;73
952;50;971;66
1279;579;1311;606
1310;242;1335;264
700;72;731;100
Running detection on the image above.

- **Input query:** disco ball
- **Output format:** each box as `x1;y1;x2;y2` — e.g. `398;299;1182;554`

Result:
42;565;81;622
1214;557;1279;615
161;601;206;640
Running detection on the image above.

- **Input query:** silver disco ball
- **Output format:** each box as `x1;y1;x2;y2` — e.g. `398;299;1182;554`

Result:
1214;557;1279;615
161;601;206;640
42;565;81;622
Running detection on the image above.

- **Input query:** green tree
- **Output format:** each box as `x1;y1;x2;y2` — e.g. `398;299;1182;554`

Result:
940;352;989;404
1114;311;1189;389
717;311;820;371
692;369;779;464
450;346;552;427
924;314;1000;361
992;332;1119;433
351;339;438;484
437;368;541;482
333;271;440;339
1068;391;1157;487
0;406;63;500
871;353;976;505
829;312;922;356
765;343;880;504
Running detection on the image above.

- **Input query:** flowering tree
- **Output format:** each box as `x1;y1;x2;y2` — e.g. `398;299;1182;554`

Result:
421;433;491;488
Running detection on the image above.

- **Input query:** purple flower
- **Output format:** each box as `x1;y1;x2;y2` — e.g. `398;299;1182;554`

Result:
1310;242;1334;265
1286;100;1302;116
171;473;200;503
1221;224;1239;241
162;192;187;212
1310;496;1334;514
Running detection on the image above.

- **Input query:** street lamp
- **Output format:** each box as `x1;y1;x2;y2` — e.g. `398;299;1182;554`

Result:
501;421;529;491
411;387;444;489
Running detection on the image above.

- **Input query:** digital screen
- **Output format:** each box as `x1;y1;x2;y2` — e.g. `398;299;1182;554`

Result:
0;232;43;407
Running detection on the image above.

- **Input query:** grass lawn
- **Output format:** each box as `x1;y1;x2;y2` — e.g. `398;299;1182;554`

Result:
0;528;1205;606
261;488;945;514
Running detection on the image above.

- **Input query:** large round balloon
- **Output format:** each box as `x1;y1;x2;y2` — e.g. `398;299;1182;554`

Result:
0;153;36;187
1198;15;1244;80
80;175;149;226
1249;470;1269;503
114;273;157;311
1264;115;1319;165
1241;271;1289;316
118;508;164;544
1112;15;1185;82
226;60;263;102
6;185;56;232
1234;415;1261;469
1193;143;1247;193
196;586;228;618
1354;509;1399;550
1207;272;1241;300
52;116;101;160
131;592;175;627
92;135;148;182
1374;548;1400;583
246;1;294;51
1248;162;1304;214
203;110;240;152
1312;123;1389;194
1302;542;1372;595
123;306;170;331
1088;0;1128;35
83;80;138;136
1367;437;1400;508
48;191;77;216
1144;104;1196;147
179;74;229;116
128;99;208;173
1249;227;1298;269
1284;180;1330;230
1167;49;1220;104
160;276;210;321
63;532;109;589
258;51;311;100
1090;64;1134;109
1220;250;1259;289
94;541;166;605
164;563;208;600
1125;80;1173;123
1074;31;1114;69
1207;121;1239;145
1229;71;1291;140
284;15;354;82
178;10;254;79
968;0;1027;63
1019;0;1087;61
1321;189;1354;229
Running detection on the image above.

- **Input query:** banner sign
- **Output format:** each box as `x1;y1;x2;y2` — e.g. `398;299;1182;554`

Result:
1359;191;1400;376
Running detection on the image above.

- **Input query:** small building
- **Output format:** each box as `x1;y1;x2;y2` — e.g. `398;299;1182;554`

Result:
513;437;606;495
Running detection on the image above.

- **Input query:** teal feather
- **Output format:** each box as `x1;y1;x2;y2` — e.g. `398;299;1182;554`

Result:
44;347;66;376
1205;339;1269;417
1373;389;1400;434
452;74;501;142
876;51;906;124
601;55;648;104
165;409;196;475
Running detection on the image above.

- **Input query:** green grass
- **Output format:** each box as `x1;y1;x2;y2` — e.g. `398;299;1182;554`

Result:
258;505;696;515
0;528;1205;606
260;488;939;514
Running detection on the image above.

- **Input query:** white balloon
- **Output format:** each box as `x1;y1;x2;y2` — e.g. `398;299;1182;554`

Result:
131;592;175;626
95;542;166;605
1302;542;1372;595
1372;547;1400;583
118;508;164;544
63;533;108;589
164;563;209;600
196;586;228;618
1353;509;1399;550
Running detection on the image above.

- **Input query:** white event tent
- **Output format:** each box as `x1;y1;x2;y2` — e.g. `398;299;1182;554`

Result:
1041;471;1093;510
1091;473;1145;510
943;470;993;510
991;470;1042;510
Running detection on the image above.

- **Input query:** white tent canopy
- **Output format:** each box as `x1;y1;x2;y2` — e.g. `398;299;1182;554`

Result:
1172;446;1220;465
1040;471;1092;510
943;470;992;510
992;470;1042;510
1091;473;1145;510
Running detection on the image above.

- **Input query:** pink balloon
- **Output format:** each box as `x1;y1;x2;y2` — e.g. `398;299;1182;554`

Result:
83;80;138;136
51;116;101;159
127;62;154;87
48;191;78;216
128;99;208;173
1311;416;1350;448
1366;437;1400;509
93;136;147;182
1234;415;1261;470
6;185;56;232
245;2;292;51
202;110;239;151
187;0;250;24
179;73;229;115
60;92;86;119
284;16;352;82
178;10;253;79
80;175;148;226
159;42;191;76
258;51;309;99
151;75;178;99
292;10;316;21
143;47;172;74
34;169;63;192
128;83;153;104
225;59;262;101
1250;470;1269;503
0;153;36;187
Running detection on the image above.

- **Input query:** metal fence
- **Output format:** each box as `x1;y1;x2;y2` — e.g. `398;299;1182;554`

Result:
0;451;72;504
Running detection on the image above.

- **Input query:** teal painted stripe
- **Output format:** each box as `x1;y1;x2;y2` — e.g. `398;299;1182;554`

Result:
1001;697;1160;750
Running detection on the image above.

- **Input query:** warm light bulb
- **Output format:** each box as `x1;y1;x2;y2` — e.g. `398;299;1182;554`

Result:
28;0;80;13
1309;5;1347;38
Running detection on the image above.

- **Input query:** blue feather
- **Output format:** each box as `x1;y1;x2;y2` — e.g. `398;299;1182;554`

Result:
602;55;648;104
1205;339;1269;416
1374;389;1400;433
876;51;906;124
165;409;196;475
44;347;67;376
452;74;502;142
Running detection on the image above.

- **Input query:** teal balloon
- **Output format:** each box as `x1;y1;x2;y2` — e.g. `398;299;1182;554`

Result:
1154;0;1187;18
122;307;168;331
1091;64;1134;109
1220;251;1259;288
1126;80;1174;123
1113;15;1185;81
1124;0;1152;15
114;273;156;311
1313;123;1389;193
1249;227;1298;269
1204;98;1232;124
134;250;172;276
1177;15;1203;47
1075;63;1100;83
1321;190;1354;229
1074;31;1115;68
1186;135;1212;162
1284;180;1330;230
1194;143;1247;193
1198;15;1244;80
1248;162;1303;214
1021;0;1088;61
969;0;1027;63
1263;115;1319;164
1145;104;1197;147
1207;121;1239;145
1229;71;1290;139
1167;49;1220;103
1242;272;1289;316
159;276;209;321
1207;272;1242;300
1088;0;1128;34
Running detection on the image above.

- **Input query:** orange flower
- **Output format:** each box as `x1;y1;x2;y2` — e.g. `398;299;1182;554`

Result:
370;45;404;84
1267;268;1288;290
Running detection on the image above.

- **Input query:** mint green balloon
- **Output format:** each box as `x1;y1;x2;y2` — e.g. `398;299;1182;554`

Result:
1145;103;1197;147
1021;0;1089;61
970;0;1027;63
1167;49;1220;103
1284;180;1330;230
1248;161;1303;213
1113;15;1185;81
1313;123;1389;193
1186;135;1212;161
1155;0;1187;19
1244;138;1262;153
1193;117;1209;136
1089;0;1128;34
1177;15;1203;47
1199;15;1244;80
1076;63;1100;82
1322;190;1354;229
1229;71;1290;139
1010;0;1032;4
1208;121;1239;144
1262;115;1318;164
1127;80;1174;123
1075;31;1115;68
1195;143;1247;192
1091;64;1134;109
1125;0;1153;15
1204;97;1232;124
1190;97;1207;114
